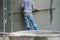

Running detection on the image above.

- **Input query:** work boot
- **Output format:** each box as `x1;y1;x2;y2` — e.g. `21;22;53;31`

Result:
27;27;31;30
34;26;39;30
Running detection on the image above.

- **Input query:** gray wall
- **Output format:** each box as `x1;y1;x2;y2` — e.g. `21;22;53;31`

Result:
32;0;50;30
0;0;12;32
12;0;26;31
0;0;3;32
12;0;50;31
0;0;60;32
51;0;60;31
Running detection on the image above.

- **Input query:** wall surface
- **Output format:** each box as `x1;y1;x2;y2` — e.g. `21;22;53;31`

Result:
0;0;12;32
0;0;3;32
8;0;60;31
12;0;50;31
12;0;26;31
0;0;60;32
51;0;60;31
32;0;50;30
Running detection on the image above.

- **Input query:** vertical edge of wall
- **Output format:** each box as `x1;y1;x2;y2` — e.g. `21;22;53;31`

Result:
5;0;11;32
0;0;3;32
52;0;60;31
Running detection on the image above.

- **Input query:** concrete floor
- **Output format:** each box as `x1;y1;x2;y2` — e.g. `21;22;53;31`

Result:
0;36;9;40
0;36;3;40
0;30;60;40
0;36;60;40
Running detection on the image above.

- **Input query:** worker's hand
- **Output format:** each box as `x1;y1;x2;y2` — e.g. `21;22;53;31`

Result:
35;9;40;12
32;9;40;12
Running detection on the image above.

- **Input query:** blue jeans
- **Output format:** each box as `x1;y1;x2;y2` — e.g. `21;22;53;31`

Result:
24;12;39;30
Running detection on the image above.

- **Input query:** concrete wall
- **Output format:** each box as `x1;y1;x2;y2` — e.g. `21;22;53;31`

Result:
0;0;11;32
12;0;50;31
32;0;50;30
51;0;60;31
0;0;60;32
12;0;26;31
0;0;3;32
6;0;60;31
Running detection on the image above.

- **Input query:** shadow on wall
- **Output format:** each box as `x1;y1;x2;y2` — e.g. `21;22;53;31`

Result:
13;5;27;31
20;6;27;30
0;0;3;32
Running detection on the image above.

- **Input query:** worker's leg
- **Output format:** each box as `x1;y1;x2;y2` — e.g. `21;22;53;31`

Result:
24;16;31;30
29;13;39;30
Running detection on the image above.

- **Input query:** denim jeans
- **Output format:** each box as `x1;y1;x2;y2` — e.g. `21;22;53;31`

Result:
24;12;39;30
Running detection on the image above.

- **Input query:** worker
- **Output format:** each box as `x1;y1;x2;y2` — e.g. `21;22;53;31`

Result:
21;0;40;30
